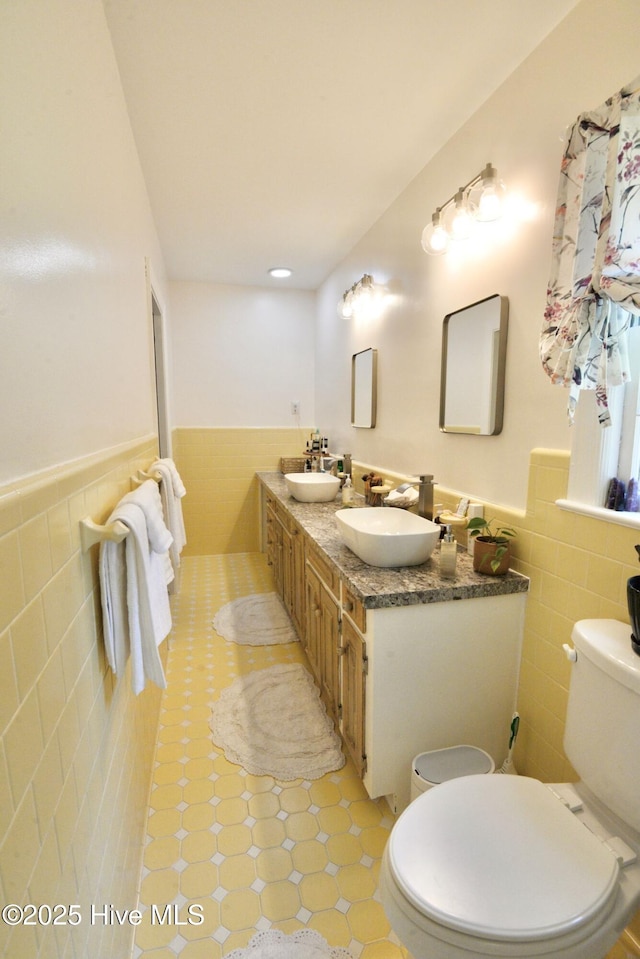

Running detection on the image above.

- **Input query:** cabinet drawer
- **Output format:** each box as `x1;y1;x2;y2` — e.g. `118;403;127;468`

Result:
342;585;366;633
306;542;338;596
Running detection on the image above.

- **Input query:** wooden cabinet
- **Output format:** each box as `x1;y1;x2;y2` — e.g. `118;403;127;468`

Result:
305;551;341;726
265;493;305;639
340;615;367;777
260;476;526;813
304;560;322;680
319;575;341;723
287;520;305;639
266;485;368;774
305;545;365;763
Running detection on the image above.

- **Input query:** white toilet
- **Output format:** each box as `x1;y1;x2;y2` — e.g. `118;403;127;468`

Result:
380;619;640;959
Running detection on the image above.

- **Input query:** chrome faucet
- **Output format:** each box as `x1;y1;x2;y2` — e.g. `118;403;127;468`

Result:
416;474;435;520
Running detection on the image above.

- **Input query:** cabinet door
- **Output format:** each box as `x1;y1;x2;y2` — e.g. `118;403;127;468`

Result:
304;561;322;683
279;518;293;609
319;585;340;724
341;617;366;777
289;523;306;639
267;506;284;599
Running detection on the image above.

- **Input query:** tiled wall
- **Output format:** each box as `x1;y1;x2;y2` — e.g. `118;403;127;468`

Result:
499;449;639;781
0;437;165;959
173;427;308;556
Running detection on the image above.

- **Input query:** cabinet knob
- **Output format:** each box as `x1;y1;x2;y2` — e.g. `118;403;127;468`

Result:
344;601;354;612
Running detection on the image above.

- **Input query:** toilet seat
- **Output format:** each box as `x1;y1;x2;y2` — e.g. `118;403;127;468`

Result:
386;775;620;943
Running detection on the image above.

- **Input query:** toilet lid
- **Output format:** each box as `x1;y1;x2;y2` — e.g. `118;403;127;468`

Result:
387;775;619;942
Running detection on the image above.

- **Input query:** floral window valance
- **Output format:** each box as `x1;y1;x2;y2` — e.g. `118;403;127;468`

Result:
540;74;640;426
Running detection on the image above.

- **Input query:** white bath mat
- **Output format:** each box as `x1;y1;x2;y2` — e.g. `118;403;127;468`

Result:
225;929;354;959
212;592;298;645
210;663;345;781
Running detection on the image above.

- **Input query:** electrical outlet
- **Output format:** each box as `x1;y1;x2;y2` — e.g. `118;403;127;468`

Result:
291;401;300;416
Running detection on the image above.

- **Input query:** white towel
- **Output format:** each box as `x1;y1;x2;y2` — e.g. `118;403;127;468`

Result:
385;486;419;508
129;477;175;586
153;457;186;498
152;458;187;573
99;537;128;678
99;481;173;694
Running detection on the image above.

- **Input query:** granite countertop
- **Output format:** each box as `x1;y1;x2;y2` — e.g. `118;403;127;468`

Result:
258;472;529;610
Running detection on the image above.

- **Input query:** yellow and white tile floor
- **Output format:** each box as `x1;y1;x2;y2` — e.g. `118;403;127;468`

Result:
132;553;409;959
132;553;637;959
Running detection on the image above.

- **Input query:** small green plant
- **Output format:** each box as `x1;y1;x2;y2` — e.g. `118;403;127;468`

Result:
466;516;517;573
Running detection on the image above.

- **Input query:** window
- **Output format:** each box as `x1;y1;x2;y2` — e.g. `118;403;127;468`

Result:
561;326;640;527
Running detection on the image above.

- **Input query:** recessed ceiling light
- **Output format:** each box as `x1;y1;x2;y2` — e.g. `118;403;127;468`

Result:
268;267;292;278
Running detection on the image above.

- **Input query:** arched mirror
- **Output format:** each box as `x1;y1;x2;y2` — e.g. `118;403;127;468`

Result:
440;294;508;435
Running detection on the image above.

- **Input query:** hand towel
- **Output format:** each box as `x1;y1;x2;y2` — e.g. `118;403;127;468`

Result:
99;536;129;677
127;478;175;586
98;482;173;694
152;458;187;573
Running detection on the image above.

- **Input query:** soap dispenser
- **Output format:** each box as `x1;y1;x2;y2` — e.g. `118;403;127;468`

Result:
440;524;457;578
342;475;355;506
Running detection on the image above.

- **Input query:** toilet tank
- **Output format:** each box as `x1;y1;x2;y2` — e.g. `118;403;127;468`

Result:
564;619;640;833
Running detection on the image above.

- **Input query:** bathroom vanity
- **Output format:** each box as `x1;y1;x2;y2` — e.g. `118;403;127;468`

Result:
258;472;529;812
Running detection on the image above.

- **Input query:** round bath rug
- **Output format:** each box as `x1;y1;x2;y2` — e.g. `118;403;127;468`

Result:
212;592;298;645
225;929;355;959
210;663;345;781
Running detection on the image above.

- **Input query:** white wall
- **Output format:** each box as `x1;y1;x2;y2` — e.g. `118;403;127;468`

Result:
169;281;316;428
314;0;640;510
0;0;166;485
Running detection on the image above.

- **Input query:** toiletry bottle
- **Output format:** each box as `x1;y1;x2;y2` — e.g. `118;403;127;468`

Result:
342;475;354;506
440;525;457;578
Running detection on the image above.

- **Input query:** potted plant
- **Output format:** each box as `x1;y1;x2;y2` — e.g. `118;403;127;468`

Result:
466;516;517;575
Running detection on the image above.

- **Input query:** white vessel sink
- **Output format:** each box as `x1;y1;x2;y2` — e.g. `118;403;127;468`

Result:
284;472;341;503
335;507;441;567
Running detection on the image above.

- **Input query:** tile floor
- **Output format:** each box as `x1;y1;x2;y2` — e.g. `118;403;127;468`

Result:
132;553;408;959
132;552;637;959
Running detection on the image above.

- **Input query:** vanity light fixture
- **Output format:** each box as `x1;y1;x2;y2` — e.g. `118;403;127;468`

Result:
421;163;506;256
337;273;386;321
268;266;292;278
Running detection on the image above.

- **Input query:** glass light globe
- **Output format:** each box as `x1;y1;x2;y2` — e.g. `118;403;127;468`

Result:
357;281;386;321
340;289;355;319
472;164;506;222
445;189;476;240
421;210;449;255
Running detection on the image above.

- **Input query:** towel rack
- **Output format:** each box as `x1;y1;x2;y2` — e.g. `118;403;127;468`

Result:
131;467;162;486
79;517;128;552
80;466;163;549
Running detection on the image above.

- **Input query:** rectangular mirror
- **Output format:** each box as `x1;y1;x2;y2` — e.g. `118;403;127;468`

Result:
351;348;378;428
440;294;508;435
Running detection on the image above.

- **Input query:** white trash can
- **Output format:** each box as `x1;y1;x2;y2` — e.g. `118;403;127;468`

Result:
410;745;495;802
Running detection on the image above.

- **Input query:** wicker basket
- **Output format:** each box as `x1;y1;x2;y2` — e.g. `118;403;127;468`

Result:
280;457;307;474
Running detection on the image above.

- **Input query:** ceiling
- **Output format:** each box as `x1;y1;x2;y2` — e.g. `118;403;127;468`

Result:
103;0;579;290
